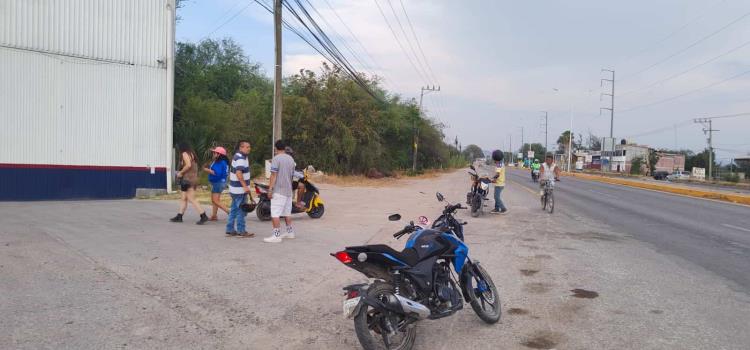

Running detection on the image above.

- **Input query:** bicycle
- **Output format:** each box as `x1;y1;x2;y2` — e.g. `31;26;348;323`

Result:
540;179;555;214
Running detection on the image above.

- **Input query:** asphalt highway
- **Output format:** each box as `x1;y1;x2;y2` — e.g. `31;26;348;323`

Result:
507;168;750;293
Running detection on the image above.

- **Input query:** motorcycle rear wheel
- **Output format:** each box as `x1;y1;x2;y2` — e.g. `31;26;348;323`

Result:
464;263;501;324
307;203;325;219
354;283;416;350
256;200;271;221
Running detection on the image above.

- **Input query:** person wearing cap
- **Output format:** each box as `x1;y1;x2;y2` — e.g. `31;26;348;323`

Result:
203;146;230;221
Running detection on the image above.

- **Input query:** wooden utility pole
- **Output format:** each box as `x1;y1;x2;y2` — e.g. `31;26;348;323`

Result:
272;0;283;153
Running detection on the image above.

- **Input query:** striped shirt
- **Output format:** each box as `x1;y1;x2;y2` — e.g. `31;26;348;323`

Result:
229;152;251;194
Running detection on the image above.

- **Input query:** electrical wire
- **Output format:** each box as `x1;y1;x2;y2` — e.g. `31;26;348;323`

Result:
285;0;383;101
385;0;433;85
373;0;431;85
620;68;750;113
618;0;726;66
201;1;255;40
620;9;750;82
621;39;750;97
398;0;439;85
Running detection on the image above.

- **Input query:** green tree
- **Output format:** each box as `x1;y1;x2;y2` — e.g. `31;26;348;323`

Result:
630;157;644;175
519;143;546;161
462;144;485;161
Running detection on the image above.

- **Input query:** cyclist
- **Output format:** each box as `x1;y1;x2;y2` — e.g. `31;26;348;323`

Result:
539;154;560;196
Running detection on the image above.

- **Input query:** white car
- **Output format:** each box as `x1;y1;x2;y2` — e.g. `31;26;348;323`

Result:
667;171;691;181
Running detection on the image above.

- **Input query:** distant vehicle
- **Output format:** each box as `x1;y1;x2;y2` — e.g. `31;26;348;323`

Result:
475;157;486;164
652;171;669;180
667;171;691;181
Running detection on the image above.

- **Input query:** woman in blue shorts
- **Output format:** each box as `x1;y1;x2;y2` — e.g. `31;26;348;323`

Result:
203;146;230;221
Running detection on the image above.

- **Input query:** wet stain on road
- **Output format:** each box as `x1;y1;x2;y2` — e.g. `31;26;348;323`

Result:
570;288;599;299
534;254;553;259
565;231;621;242
650;309;664;314
508;308;529;315
524;282;552;294
520;269;540;276
522;238;537;242
521;330;563;349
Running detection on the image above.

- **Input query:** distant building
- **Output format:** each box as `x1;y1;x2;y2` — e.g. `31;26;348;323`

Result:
0;1;177;200
611;143;650;173
736;155;750;169
655;153;686;172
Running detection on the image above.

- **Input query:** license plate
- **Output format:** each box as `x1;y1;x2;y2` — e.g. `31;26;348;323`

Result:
343;297;361;319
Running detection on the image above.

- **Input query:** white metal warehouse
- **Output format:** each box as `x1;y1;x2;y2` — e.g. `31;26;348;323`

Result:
0;0;176;200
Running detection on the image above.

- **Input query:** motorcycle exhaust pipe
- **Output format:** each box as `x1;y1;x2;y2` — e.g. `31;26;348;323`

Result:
394;294;431;319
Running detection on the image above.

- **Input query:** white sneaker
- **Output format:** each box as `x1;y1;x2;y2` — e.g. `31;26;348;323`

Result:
539;190;544;196
263;234;283;243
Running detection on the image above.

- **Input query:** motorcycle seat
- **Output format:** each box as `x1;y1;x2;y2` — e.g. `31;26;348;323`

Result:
347;244;419;266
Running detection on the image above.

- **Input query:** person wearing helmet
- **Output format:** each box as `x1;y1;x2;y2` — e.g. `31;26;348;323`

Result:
531;158;541;181
204;146;231;221
490;150;508;214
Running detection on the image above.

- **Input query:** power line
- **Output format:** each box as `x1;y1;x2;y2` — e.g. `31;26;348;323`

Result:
253;0;382;101
618;0;726;65
620;9;750;82
620;68;750;113
398;0;440;85
284;0;383;101
302;1;377;75
373;0;431;85
385;0;433;85
621;39;750;97
201;1;255;40
320;0;397;89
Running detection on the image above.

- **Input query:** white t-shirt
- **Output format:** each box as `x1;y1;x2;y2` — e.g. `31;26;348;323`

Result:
541;163;557;181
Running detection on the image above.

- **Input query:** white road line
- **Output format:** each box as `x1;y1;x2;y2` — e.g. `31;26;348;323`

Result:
722;224;750;233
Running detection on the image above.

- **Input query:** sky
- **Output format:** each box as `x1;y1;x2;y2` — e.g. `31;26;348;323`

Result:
177;0;750;163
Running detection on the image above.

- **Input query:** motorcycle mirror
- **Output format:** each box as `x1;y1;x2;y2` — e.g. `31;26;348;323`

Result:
470;165;476;171
388;214;402;221
436;192;444;202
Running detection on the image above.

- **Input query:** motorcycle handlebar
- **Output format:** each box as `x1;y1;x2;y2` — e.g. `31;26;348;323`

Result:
393;225;413;239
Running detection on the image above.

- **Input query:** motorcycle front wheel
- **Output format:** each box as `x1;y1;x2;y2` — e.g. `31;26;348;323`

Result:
354;283;416;350
470;195;481;217
464;262;501;324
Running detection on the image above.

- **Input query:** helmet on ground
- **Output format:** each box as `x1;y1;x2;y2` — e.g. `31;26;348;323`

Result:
211;146;227;156
491;150;503;162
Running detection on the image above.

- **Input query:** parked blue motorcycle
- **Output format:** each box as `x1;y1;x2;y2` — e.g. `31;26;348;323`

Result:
332;192;501;350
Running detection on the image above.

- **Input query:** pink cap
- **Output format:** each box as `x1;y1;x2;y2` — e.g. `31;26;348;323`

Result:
211;146;227;156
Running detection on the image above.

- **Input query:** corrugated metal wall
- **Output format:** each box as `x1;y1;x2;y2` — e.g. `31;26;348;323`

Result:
0;0;174;199
0;0;166;67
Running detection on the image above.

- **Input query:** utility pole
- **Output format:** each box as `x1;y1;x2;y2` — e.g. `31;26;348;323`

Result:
414;85;440;171
540;111;548;155
694;118;718;180
567;108;574;172
600;69;615;138
272;0;283;154
508;134;513;164
520;126;524;162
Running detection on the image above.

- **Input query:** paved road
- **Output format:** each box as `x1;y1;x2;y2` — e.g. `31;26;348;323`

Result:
508;168;750;292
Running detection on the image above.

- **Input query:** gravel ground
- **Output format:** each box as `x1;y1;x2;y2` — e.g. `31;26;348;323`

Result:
1;169;749;349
